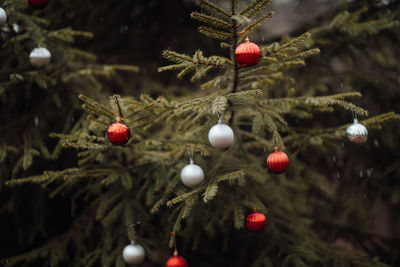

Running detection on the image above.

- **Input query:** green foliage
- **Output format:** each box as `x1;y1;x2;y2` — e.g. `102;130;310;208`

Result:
2;0;400;267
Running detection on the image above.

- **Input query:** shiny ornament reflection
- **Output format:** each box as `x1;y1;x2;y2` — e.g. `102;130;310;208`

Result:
345;118;368;144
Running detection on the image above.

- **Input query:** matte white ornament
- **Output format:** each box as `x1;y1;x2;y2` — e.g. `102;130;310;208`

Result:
208;119;234;149
180;159;204;187
122;242;145;265
0;8;7;27
29;47;51;66
345;118;368;144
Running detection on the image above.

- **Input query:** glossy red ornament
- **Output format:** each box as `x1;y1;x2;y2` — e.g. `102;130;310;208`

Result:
266;150;289;174
107;122;130;145
166;255;188;267
235;39;261;67
245;211;267;231
28;0;50;9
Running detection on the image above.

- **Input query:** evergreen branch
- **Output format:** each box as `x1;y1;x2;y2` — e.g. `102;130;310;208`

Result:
203;184;218;203
215;170;245;183
233;205;245;229
166;190;201;207
286;48;321;61
240;0;272;16
5;168;80;186
194;0;231;18
280;32;312;49
272;130;285;150
104;65;140;73
344;112;400;131
79;94;115;120
252;114;265;137
96;193;121;221
246;0;272;18
211;96;228;115
102;202;124;226
261;92;369;116
198;26;231;40
239;11;274;43
160;50;192;64
159;50;231;81
191;12;231;29
182;195;199;219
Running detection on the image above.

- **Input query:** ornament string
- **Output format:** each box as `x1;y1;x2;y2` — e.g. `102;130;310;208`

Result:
171;232;178;256
113;95;124;122
239;30;249;42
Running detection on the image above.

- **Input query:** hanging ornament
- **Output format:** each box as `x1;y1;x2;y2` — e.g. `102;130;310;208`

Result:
180;158;204;187
166;233;188;267
29;47;51;66
345;118;368;144
0;8;7;27
166;256;188;267
107;96;130;145
107;121;130;145
245;210;267;231
122;241;145;265
235;37;261;67
28;0;50;9
266;147;289;174
208;119;234;149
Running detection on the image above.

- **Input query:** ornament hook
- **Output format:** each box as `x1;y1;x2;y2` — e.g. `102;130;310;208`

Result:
217;112;222;124
352;110;358;123
239;30;249;41
186;148;194;164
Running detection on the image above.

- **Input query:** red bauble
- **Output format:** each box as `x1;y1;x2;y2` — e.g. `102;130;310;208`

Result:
166;255;188;267
107;122;130;145
245;211;267;231
235;39;261;67
28;0;50;9
266;151;289;174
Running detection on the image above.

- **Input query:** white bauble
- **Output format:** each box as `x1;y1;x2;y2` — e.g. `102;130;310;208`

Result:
345;118;368;144
0;8;7;27
29;47;51;66
208;121;234;149
122;242;145;265
180;161;204;187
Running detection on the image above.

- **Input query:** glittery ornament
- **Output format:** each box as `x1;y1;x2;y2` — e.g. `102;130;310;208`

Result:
266;149;289;174
166;255;188;267
29;47;51;66
28;0;50;9
180;159;204;187
235;38;261;67
122;242;145;265
208;119;234;149
245;211;267;231
345;118;368;144
107;122;130;145
0;8;7;27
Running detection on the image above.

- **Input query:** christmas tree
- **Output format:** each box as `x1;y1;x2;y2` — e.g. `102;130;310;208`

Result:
1;0;400;266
